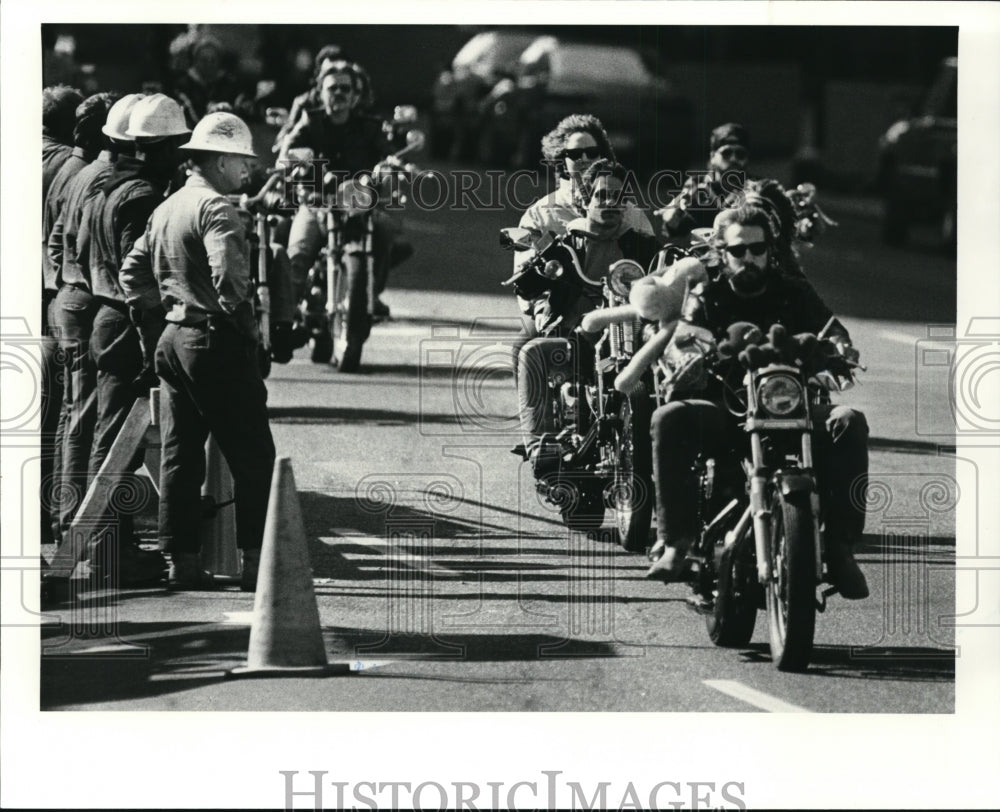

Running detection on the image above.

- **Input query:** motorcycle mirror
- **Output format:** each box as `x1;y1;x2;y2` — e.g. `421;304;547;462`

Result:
391;130;426;161
285;147;315;164
690;227;714;246
393;105;419;125
814;371;842;392
265;106;289;127
499;227;538;251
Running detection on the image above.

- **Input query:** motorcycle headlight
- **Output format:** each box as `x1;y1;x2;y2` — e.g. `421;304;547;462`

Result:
757;374;804;416
335;179;377;215
608;260;644;298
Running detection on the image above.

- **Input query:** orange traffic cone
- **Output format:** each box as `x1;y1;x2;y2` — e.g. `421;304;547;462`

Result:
228;457;341;678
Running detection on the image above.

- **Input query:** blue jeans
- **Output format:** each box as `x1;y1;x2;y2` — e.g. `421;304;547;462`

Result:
651;399;869;547
154;321;275;554
52;284;99;536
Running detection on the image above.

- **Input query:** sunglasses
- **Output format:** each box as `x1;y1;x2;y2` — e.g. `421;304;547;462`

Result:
717;146;748;161
326;82;355;94
563;147;600;161
724;241;767;259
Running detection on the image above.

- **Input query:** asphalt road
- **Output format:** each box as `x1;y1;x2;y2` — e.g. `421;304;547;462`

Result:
40;164;958;713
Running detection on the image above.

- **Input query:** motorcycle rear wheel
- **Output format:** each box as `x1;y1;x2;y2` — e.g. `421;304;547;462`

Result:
611;381;654;553
765;490;817;672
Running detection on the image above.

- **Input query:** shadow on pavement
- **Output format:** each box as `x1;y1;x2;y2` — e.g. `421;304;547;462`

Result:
40;621;620;708
41;622;251;709
268;405;475;426
737;643;955;683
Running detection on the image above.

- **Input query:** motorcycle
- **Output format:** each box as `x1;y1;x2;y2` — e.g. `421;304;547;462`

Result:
786;182;839;245
630;311;862;671
227;173;290;380
500;222;655;550
286;106;424;369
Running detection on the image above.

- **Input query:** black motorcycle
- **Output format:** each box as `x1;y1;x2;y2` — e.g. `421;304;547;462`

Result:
500;223;655;550
634;315;862;671
285;106;423;369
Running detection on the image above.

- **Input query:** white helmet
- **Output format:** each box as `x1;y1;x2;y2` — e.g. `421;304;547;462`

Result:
102;93;145;140
126;93;190;139
180;112;257;158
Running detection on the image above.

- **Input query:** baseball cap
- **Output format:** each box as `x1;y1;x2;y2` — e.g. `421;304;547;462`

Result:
710;122;750;153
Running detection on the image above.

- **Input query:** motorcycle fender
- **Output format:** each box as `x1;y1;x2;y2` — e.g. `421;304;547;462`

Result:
776;472;815;498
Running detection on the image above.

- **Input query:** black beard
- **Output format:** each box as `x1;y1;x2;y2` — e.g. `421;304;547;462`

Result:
728;266;766;297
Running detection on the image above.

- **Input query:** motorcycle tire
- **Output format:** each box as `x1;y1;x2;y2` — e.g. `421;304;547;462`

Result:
257;344;272;380
764;489;817;672
611;380;654;553
333;254;372;370
706;531;758;647
310;328;333;364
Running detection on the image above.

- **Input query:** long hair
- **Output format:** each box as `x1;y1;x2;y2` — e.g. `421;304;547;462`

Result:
540;114;615;178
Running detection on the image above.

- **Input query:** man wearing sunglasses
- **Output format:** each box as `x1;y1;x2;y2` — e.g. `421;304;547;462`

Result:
646;193;870;602
659;122;752;241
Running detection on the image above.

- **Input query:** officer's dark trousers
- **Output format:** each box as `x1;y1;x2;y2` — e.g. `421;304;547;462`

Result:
41;293;64;544
52;284;99;537
651;399;869;547
154;321;276;555
89;303;143;479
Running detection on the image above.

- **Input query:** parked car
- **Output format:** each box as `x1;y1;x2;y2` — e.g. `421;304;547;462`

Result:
429;29;538;160
475;36;695;174
877;56;957;250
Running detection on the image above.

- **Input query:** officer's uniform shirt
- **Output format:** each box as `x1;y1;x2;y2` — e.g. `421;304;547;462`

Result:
43;147;88;294
48;150;115;290
120;173;251;333
89;155;168;304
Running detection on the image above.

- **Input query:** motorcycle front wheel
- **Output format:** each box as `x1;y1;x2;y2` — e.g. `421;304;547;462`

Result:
765;489;817;672
333;254;372;372
611;381;654;553
706;527;758;647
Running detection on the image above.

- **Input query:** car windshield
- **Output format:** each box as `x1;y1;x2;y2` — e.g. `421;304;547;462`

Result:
453;31;536;70
550;43;651;83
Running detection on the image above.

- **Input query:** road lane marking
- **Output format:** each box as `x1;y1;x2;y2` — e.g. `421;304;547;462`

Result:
703;679;811;713
877;329;919;345
320;534;455;573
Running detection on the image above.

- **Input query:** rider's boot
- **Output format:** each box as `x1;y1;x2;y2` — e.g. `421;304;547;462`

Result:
825;538;869;599
526;435;566;479
646;536;694;582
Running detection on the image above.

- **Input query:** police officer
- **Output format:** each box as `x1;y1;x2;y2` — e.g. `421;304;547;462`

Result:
120;112;276;591
86;94;190;584
41;84;84;545
48;91;120;539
